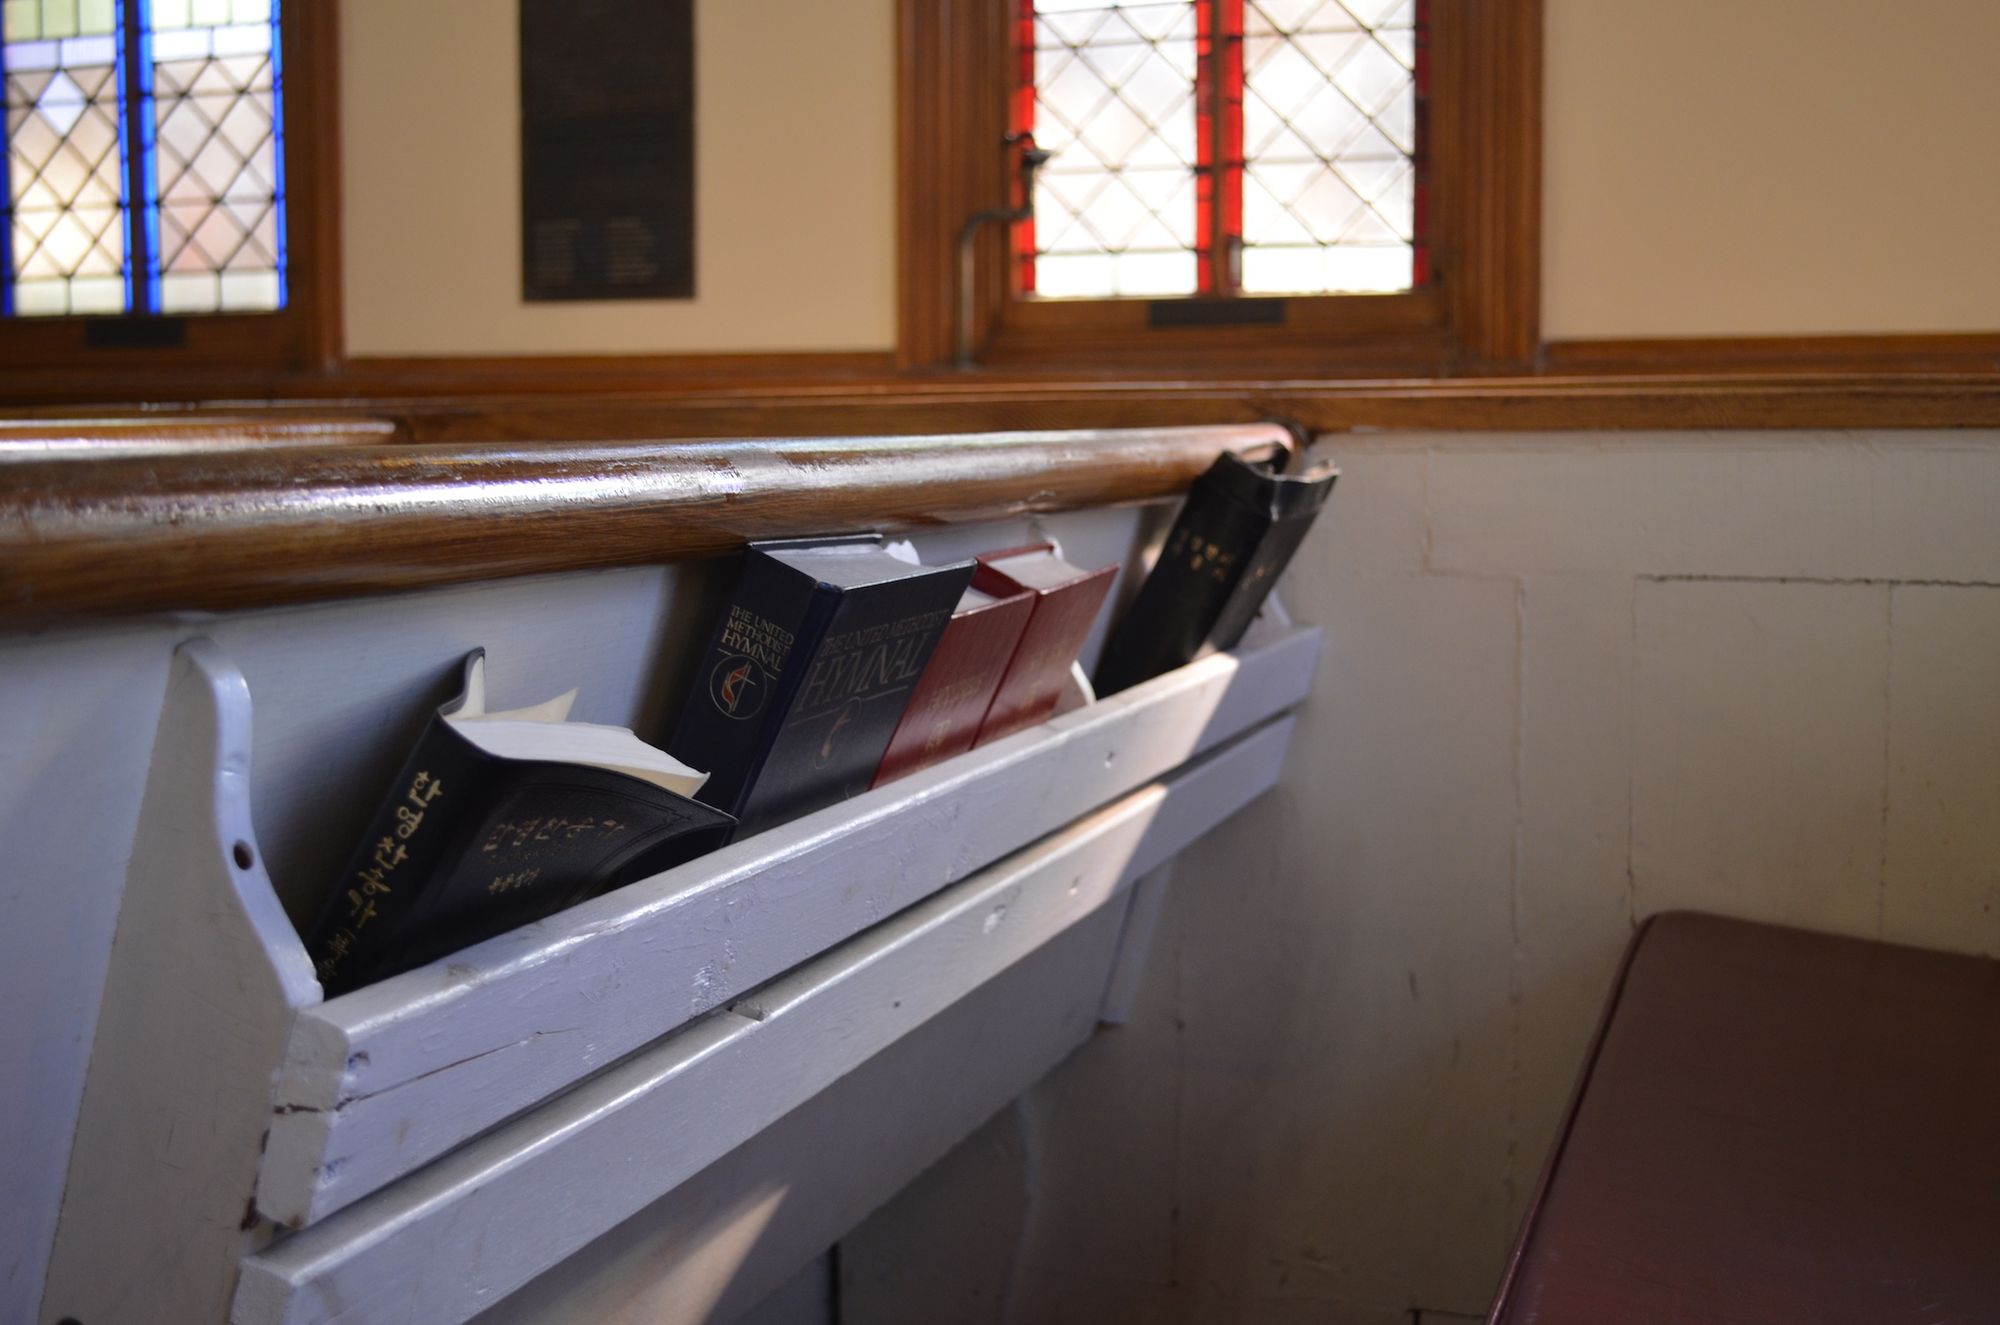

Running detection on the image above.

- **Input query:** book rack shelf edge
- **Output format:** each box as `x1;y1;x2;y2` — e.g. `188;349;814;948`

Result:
262;614;1321;1226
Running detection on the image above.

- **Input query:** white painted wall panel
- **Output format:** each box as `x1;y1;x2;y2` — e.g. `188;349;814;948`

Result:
849;431;2000;1325
1883;586;2000;957
1509;576;1639;1181
1163;568;1524;1318
1425;433;2000;582
1632;580;1890;933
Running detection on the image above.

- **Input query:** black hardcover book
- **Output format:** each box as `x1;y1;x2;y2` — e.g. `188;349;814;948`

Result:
669;536;975;836
304;652;735;996
1094;452;1338;696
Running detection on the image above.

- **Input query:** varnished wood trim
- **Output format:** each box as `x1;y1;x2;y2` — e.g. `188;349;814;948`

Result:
7;369;2000;443
1543;333;2000;376
0;353;900;407
0;425;1291;623
1437;0;1542;366
333;353;899;396
0;3;341;378
293;0;344;372
356;374;2000;442
999;291;1443;336
0;415;398;459
896;0;1012;368
899;0;1542;374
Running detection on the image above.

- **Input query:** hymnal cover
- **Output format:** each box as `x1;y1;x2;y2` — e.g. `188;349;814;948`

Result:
972;544;1117;746
303;652;735;996
1093;453;1337;696
872;577;1036;787
669;536;974;835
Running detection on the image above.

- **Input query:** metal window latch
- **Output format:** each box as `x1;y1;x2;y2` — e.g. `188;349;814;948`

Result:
956;133;1054;368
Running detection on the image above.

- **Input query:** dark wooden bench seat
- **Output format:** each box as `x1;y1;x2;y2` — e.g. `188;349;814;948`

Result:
1489;911;2000;1325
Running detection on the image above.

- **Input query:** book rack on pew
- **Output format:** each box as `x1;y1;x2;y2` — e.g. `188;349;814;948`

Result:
44;610;1319;1325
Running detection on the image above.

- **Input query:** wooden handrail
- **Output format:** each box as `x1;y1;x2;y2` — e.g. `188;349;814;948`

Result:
0;425;1290;624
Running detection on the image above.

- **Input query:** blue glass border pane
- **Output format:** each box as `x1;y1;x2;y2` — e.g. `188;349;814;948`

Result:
269;0;284;306
2;0;290;317
0;34;13;316
2;6;139;314
117;0;140;309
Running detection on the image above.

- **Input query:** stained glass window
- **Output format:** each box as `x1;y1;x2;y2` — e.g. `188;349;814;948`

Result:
1026;0;1200;298
1020;0;1423;300
1;0;285;317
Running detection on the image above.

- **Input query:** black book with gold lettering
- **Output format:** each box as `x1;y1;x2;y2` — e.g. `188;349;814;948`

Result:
1094;452;1337;696
303;651;735;996
669;536;974;836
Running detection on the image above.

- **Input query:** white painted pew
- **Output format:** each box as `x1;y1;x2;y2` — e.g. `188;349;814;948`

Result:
43;611;1319;1325
237;714;1296;1324
260;616;1319;1228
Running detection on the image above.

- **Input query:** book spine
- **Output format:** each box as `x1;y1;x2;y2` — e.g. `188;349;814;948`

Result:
873;590;1034;786
1093;474;1269;695
974;564;1115;746
743;566;970;832
668;553;830;821
366;765;736;980
1202;503;1322;652
302;720;491;997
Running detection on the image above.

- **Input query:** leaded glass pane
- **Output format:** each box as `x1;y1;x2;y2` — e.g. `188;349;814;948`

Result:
147;0;283;312
1241;0;1417;294
1029;0;1199;298
3;0;123;315
1;0;287;318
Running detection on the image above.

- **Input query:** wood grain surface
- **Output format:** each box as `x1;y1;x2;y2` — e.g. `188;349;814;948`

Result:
360;374;2000;442
0;425;1290;623
0;414;398;458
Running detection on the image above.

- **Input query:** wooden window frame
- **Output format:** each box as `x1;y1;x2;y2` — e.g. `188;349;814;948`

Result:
0;2;341;385
899;0;1540;376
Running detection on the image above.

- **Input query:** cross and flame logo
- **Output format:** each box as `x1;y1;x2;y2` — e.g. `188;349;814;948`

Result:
815;698;861;768
708;655;767;720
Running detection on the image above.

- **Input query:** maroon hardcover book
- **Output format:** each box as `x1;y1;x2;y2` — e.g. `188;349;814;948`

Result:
971;543;1117;747
872;576;1035;787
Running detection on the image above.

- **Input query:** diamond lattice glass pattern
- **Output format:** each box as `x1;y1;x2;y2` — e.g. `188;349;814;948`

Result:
1030;0;1199;298
1241;0;1416;294
149;0;283;312
3;0;124;315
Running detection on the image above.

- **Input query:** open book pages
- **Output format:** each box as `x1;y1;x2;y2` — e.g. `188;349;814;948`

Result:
444;655;707;796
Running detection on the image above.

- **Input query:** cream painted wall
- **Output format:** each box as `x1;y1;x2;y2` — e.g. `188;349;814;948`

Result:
1542;0;2000;338
340;0;896;357
340;0;2000;354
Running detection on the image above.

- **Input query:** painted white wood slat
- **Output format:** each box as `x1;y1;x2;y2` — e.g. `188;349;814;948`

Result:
41;640;321;1325
480;880;1134;1325
258;623;1320;1228
233;712;1295;1325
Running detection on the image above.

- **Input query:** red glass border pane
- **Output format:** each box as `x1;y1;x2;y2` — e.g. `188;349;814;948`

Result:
1013;0;1038;294
1412;0;1430;287
1216;0;1243;294
1016;0;1421;299
1196;0;1245;295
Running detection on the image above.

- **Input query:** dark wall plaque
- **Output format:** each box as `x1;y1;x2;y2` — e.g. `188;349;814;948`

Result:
520;0;694;301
